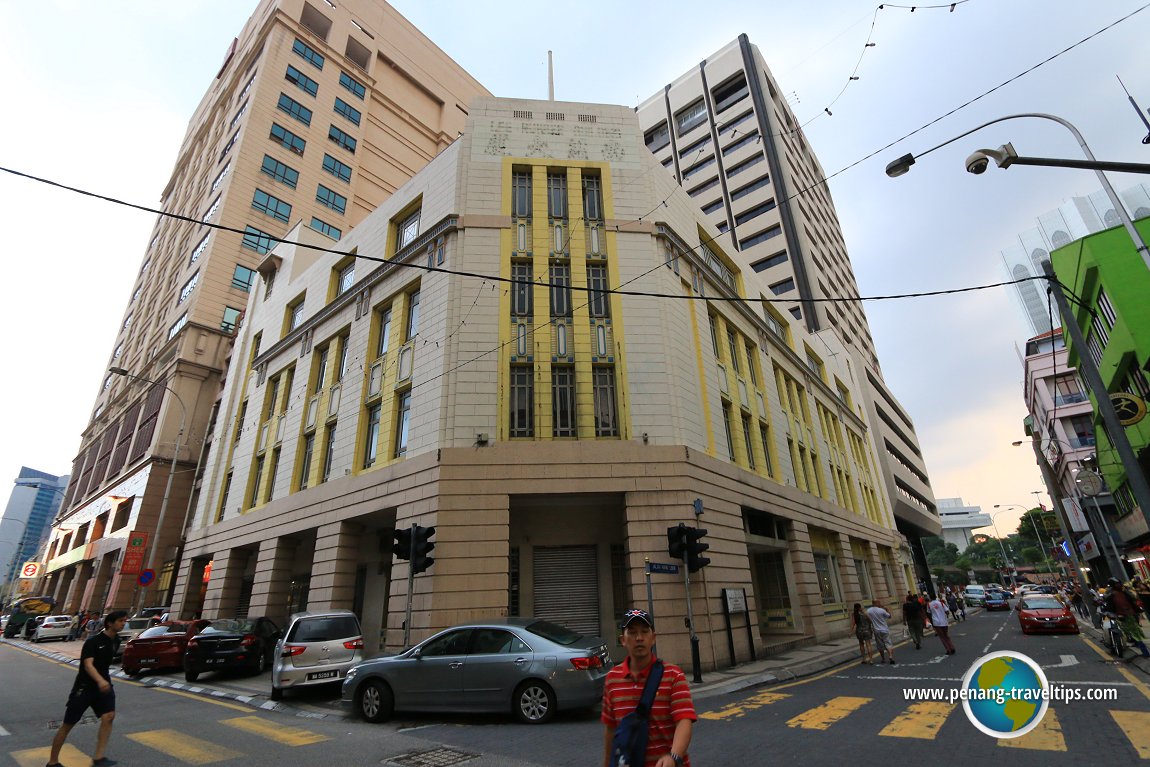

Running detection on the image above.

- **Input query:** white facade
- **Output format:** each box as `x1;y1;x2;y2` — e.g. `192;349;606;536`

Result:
935;497;990;550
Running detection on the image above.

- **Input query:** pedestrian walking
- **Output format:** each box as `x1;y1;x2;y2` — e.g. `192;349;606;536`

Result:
46;610;128;767
945;590;962;622
601;609;695;767
1071;587;1089;619
851;603;874;664
85;613;103;640
928;595;956;655
68;611;82;642
866;599;895;665
901;593;924;650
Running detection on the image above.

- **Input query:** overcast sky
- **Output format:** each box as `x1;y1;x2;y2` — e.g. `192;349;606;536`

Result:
2;1;1147;542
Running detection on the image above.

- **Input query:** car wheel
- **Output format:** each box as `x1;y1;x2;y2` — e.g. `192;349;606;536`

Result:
358;679;394;723
270;686;283;702
124;667;141;677
514;680;556;724
185;668;200;683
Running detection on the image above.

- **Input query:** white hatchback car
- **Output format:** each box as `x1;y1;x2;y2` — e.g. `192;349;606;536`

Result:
33;615;74;643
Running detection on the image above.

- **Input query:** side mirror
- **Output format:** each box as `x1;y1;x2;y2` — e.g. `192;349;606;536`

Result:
412;647;422;659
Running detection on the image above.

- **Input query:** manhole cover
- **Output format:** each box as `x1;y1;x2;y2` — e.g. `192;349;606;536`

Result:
387;748;479;767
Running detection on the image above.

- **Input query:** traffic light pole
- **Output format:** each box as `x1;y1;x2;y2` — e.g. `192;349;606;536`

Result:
682;561;702;683
404;522;415;649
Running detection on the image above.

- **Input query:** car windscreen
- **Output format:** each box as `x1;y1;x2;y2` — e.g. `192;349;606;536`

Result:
1023;598;1063;610
125;618;153;630
524;620;582;646
287;616;360;642
137;625;178;639
200;618;254;635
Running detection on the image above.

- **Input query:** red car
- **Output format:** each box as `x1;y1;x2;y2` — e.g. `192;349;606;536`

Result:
1017;595;1079;635
121;620;210;676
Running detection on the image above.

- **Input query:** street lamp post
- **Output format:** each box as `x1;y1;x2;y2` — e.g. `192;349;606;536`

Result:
987;510;1017;588
885;111;1150;543
109;367;187;612
993;503;1055;574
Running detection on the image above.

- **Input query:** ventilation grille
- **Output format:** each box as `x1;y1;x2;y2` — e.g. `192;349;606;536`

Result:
545;112;565;121
513;110;533;119
578;114;597;123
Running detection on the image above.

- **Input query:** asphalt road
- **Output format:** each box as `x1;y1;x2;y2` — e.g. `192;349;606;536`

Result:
3;608;1149;766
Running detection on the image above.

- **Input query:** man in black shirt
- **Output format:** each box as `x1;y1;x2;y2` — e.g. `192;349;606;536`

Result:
902;592;925;650
46;609;127;767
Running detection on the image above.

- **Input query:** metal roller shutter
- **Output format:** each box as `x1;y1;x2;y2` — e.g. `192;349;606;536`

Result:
533;545;600;637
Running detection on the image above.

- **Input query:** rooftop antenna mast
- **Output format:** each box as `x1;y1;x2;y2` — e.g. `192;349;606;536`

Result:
1116;75;1150;145
548;50;555;100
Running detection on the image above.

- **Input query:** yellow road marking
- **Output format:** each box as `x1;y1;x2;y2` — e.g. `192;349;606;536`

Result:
698;691;790;720
221;715;329;746
998;708;1066;751
1078;633;1150;703
786;696;871;730
1111;711;1150;759
11;744;89;767
878;701;955;739
127;729;243;764
154;686;252;711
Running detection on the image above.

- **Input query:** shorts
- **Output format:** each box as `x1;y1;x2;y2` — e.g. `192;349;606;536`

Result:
873;630;891;654
63;685;115;725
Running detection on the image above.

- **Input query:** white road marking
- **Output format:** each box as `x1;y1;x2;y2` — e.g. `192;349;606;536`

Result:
0;724;10;737
1043;654;1080;668
982;616;1010;654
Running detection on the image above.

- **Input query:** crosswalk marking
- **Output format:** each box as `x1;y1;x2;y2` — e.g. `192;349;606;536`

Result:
878;702;955;739
786;696;872;730
127;729;243;764
1111;711;1150;759
699;690;790;720
11;744;89;767
221;715;329;746
998;709;1066;751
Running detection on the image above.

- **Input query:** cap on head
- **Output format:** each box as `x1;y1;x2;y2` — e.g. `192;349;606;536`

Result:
621;609;654;631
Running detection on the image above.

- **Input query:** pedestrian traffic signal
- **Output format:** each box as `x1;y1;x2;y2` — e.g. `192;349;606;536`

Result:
393;527;412;561
412;524;436;574
685;527;710;572
667;524;687;559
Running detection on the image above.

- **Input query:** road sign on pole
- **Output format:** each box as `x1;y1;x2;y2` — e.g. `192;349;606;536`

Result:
20;562;41;579
648;562;680;575
138;569;156;587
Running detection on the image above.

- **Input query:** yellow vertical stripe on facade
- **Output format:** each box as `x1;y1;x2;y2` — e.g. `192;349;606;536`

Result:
688;287;715;455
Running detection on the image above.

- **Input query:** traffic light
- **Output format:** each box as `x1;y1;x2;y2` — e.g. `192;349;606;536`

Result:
393;527;412;561
667;524;687;560
685;527;710;573
412;524;436;574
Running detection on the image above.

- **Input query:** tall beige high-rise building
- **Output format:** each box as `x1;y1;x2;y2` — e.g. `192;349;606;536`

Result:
41;0;489;614
637;36;940;583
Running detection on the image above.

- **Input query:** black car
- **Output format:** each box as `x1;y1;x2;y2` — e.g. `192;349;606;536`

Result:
184;617;281;682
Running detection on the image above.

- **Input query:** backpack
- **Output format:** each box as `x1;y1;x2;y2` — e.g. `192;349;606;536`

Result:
611;660;665;767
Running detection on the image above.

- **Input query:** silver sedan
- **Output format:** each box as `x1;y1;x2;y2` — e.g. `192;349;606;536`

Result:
342;618;612;724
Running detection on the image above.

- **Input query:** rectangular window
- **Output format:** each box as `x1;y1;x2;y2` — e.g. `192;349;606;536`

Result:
552;365;576;437
316;184;347;214
813;553;840;604
376;308;392;357
203;196;221;222
593;367;619;437
292;38;325;69
726;153;765;178
288;299;305;331
334;97;362;126
723;131;761;157
645;122;670;152
582;175;603;221
712;74;749;113
211;162;231;192
232;264;256;291
587;264;609;318
190;234;210;264
328;125;356;153
270;123;306;155
511;261;533;316
510;365;534;437
250;457;265;506
285;65;319;96
179;272;200;303
394;393;411;456
758;421;773;475
731;176;771;202
260;155;299;188
267;448;281;500
277;93;312;126
252;189;292;223
742;416;755;469
735;199;777;227
745;341;758;385
336;263;355;295
229;100;248;130
168;313;188;340
512;170;532;218
770;278;795;296
242;225;274;254
322;424;337;482
405;291;421;340
364;404;381;467
298;434;314;490
315;346;329;391
547;171;567;219
309;217;342;240
398;209;420;249
335;334;349;382
221;306;242;334
220;131;239;162
751;251;788;273
322;154;352;183
740;225;783;250
675;100;707;135
239;72;256;101
339;71;366;99
708;315;720;357
549;261;572;317
727;330;741;373
722;403;735;460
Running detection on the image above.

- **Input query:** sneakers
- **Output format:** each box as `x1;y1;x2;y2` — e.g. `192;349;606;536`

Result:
92;759;118;767
889;658;896;665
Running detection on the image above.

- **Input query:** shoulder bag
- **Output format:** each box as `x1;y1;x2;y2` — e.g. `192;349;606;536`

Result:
611;660;665;767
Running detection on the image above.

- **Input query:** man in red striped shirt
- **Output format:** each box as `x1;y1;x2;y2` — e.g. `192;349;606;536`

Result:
602;609;695;767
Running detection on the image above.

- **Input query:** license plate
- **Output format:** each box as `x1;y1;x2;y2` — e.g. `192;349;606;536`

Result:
206;658;226;665
306;670;339;681
140;658;157;664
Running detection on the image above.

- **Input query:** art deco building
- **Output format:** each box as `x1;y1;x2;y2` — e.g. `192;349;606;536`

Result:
41;0;488;614
169;97;911;666
636;35;939;587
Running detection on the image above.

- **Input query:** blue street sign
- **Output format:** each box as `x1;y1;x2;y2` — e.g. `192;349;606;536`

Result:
649;562;680;575
138;569;156;587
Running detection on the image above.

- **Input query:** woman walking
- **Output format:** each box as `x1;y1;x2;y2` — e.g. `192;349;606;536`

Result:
852;603;874;664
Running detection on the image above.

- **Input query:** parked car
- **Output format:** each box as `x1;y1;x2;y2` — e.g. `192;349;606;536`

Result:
3;595;56;638
122;620;211;676
342;618;612;725
115;617;157;659
33;615;73;643
184;617;281;682
983;590;1011;611
1017;595;1079;634
271;610;363;701
135;606;171;621
963;586;987;606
